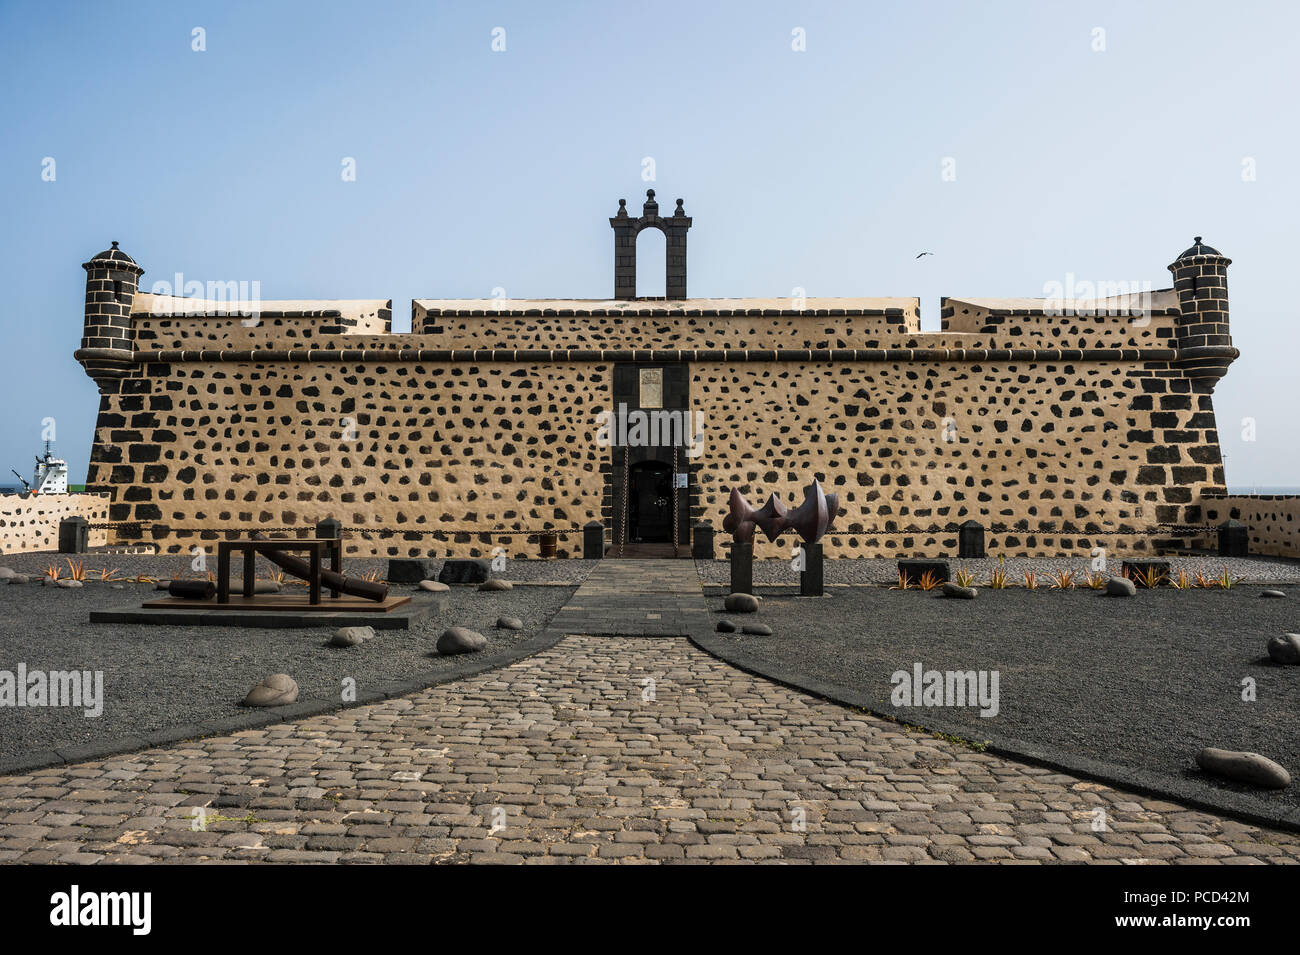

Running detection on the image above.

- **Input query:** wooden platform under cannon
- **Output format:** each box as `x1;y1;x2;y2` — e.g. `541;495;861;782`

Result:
143;593;412;613
91;591;430;629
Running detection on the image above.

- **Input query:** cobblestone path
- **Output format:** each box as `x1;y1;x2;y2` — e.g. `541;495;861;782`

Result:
1;635;1298;864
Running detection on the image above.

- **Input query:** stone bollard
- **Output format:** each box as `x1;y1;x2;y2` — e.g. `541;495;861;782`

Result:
58;516;89;554
730;540;753;595
1218;519;1247;558
691;522;715;560
800;541;824;597
583;521;605;560
958;520;985;559
316;517;342;540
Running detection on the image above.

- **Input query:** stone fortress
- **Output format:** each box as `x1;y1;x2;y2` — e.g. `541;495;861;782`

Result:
61;190;1297;561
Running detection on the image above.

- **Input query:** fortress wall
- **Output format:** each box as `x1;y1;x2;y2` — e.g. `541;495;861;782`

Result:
132;297;391;349
0;493;109;556
81;344;1226;559
85;359;611;558
1203;496;1300;559
413;305;922;349
690;358;1225;559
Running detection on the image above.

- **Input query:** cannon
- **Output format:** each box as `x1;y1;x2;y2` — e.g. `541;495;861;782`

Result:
251;532;389;601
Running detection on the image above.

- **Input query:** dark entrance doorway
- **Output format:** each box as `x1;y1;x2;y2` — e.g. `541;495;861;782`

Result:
628;460;673;542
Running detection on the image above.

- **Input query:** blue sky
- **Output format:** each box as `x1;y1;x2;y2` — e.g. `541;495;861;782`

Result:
1;0;1297;487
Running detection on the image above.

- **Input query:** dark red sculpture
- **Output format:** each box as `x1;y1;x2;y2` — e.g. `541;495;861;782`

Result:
722;479;840;545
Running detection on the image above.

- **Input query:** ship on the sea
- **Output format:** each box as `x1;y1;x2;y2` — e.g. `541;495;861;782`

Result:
7;441;69;495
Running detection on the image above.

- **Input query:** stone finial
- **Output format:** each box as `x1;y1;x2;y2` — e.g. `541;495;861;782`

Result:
643;188;658;216
616;198;628;218
674;198;686;217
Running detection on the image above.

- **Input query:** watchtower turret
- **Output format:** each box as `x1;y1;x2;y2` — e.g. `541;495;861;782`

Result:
1168;237;1236;392
76;240;143;391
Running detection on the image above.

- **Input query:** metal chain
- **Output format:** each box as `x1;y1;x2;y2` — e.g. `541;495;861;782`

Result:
672;442;679;557
618;444;629;557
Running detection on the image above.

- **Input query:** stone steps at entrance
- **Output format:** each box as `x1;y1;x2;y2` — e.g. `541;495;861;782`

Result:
549;559;708;637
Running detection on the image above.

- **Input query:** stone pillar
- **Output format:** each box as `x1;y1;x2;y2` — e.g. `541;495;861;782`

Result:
58;516;89;554
583;521;605;560
610;200;636;299
316;517;342;539
958;520;985;558
730;540;752;595
691;521;714;559
800;542;824;597
665;198;691;300
1218;519;1247;557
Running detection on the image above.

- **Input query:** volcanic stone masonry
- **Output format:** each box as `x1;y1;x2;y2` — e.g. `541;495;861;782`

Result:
72;194;1249;560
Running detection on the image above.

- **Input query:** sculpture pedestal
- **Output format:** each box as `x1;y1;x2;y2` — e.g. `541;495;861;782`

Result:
730;541;753;594
800;542;824;597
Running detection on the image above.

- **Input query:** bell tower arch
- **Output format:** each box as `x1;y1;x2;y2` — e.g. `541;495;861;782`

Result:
610;189;692;299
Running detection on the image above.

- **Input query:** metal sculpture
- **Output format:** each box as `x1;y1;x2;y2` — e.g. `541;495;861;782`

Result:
722;479;840;544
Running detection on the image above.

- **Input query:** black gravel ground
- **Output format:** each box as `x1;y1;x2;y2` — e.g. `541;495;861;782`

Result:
696;555;1300;586
702;585;1300;821
0;580;573;763
0;553;598;585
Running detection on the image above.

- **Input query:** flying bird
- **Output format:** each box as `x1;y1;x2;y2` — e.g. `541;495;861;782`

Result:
915;251;934;258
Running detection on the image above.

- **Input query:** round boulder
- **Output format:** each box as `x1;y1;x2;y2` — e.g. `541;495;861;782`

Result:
716;620;737;633
330;626;375;648
742;623;773;636
1196;747;1291;789
478;579;513;592
1261;589;1286;599
418;579;450;592
941;582;977;599
1267;633;1300;665
496;616;524;631
724;593;760;613
0;567;14;580
242;673;299;707
1104;577;1137;597
56;579;84;589
437;627;487;655
7;575;29;585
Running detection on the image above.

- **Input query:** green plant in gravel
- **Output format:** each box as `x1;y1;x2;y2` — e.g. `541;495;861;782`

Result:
953;567;976;588
1216;567;1244;589
1170;569;1192;589
1131;566;1166;589
988;567;1009;589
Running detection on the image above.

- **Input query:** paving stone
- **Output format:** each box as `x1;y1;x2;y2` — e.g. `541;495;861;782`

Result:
2;563;1299;864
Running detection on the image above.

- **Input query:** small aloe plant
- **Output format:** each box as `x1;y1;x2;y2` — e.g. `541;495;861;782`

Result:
1217;567;1244;589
